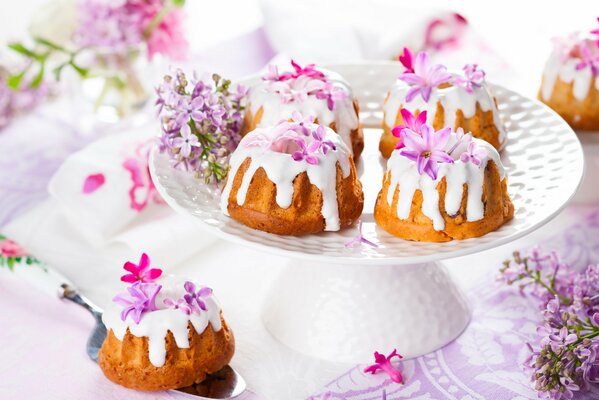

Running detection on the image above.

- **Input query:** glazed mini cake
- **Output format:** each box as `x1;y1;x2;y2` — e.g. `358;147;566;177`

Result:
242;60;364;160
99;255;234;391
221;114;364;235
380;48;506;158
375;110;513;242
539;30;599;130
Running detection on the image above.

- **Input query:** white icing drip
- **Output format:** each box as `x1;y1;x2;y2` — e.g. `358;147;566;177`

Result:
383;78;507;147
220;124;352;231
541;51;597;102
102;276;222;368
248;69;359;154
384;134;505;231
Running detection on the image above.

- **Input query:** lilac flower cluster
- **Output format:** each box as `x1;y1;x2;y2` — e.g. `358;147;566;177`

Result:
398;47;487;101
262;60;349;111
156;70;247;183
392;109;487;180
499;248;599;399
163;281;213;316
0;68;50;131
243;112;337;166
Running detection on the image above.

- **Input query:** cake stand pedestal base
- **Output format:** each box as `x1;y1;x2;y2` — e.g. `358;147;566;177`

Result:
262;261;470;363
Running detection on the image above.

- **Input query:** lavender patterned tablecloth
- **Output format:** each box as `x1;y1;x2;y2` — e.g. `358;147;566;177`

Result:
2;28;599;400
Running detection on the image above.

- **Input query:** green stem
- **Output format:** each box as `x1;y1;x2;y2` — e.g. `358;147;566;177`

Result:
143;4;173;40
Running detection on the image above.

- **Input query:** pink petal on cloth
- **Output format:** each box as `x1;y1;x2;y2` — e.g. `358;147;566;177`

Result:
82;173;105;194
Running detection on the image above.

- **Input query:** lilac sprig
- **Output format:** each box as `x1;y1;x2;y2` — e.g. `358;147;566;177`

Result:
163;281;213;315
498;248;599;399
156;70;247;183
453;64;486;94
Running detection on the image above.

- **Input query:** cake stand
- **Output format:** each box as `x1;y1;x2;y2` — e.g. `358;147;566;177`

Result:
149;61;584;363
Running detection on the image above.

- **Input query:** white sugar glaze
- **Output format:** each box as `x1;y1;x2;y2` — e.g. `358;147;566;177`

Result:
541;50;599;102
220;124;352;231
383;77;507;148
102;276;222;368
248;69;359;155
383;134;505;231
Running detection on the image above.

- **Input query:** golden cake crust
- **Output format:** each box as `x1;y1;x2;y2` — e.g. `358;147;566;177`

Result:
380;97;503;158
374;161;514;242
98;316;235;391
241;99;365;160
538;76;599;131
224;158;364;236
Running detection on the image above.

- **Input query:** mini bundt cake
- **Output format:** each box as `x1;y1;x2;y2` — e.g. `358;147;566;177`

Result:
380;49;506;158
221;114;364;235
242;60;364;160
538;30;599;130
375;110;513;242
99;258;234;391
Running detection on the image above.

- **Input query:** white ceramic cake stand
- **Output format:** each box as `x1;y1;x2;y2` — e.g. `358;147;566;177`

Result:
150;62;584;363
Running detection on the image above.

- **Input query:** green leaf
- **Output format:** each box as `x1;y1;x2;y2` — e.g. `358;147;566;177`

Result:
30;63;45;89
7;71;25;90
171;0;185;6
0;234;5;240
7;257;14;270
69;61;89;79
8;42;38;58
52;63;68;81
33;37;66;52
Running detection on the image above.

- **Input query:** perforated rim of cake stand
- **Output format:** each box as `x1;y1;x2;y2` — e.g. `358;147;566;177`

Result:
150;61;585;265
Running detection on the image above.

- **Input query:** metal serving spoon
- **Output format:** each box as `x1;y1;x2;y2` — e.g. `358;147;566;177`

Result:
14;262;246;399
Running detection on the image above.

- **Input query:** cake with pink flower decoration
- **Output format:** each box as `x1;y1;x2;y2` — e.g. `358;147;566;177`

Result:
379;48;506;158
375;110;513;242
221;114;363;235
242;60;364;160
98;253;234;391
538;20;599;131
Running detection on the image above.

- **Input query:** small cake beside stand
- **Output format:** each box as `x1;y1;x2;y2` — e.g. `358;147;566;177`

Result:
150;62;584;363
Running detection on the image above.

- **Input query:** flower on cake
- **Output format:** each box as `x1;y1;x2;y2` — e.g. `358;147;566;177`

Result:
364;349;404;384
591;17;599;46
391;109;428;150
398;51;452;102
575;41;599;76
459;140;488;166
262;60;349;111
121;253;163;283
453;64;486;94
398;123;453;180
113;281;162;324
163;297;194;315
183;281;213;313
398;47;414;73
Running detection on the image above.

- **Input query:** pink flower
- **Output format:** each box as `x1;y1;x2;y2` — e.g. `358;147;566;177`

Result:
113;281;161;324
122;140;162;212
453;64;486;94
399;124;453;180
459;141;488;166
82;173;106;194
121;252;163;283
262;64;282;82
292;137;320;165
145;8;188;61
283;60;325;80
364;349;404;384
0;239;28;257
591;17;599;45
391;109;428;150
575;42;599;76
315;81;349;111
398;47;414;73
399;51;451;102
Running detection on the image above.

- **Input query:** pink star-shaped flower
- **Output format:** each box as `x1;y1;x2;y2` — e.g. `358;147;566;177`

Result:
398;47;414;73
399;123;454;180
398;51;452;102
364;349;404;384
120;253;163;283
391;108;428;150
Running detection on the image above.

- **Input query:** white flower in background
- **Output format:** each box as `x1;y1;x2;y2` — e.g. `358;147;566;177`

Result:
28;0;78;46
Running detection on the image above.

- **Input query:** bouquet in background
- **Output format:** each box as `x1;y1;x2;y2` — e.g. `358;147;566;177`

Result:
499;248;599;399
156;70;247;183
4;0;188;119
